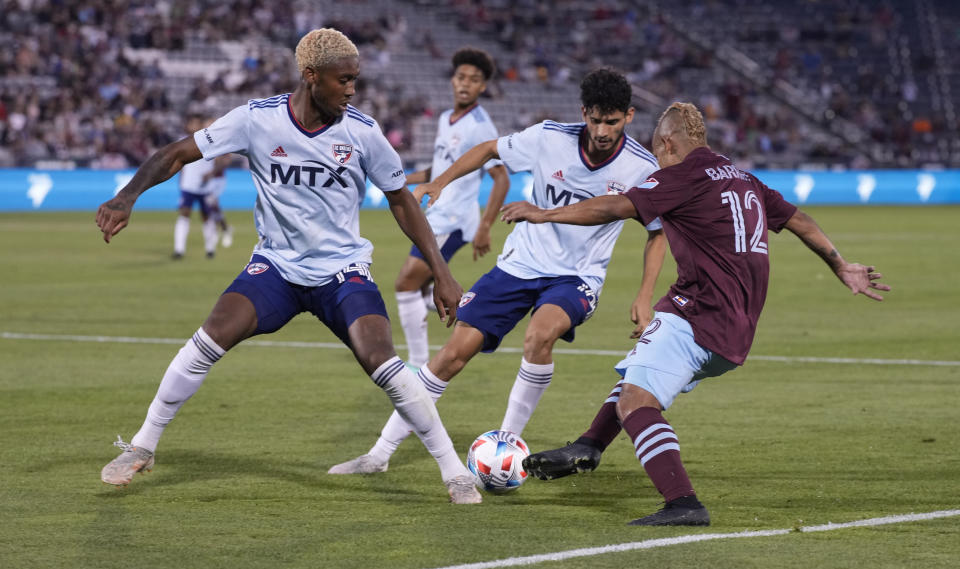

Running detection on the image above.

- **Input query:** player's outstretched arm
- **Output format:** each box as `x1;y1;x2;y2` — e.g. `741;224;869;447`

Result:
501;194;637;226
414;139;500;207
784;209;891;301
96;136;203;243
472;164;511;260
405;167;432;186
385;188;463;326
630;228;667;337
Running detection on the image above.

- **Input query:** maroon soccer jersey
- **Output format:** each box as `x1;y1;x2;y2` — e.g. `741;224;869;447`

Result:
625;147;797;365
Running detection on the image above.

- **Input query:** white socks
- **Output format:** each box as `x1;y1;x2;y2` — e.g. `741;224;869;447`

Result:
202;218;218;255
396;290;429;367
173;215;190;255
174;216;218;256
368;365;448;465
500;358;554;435
131;328;224;452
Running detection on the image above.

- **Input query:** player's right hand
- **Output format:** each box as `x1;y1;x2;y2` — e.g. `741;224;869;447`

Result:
96;196;133;243
500;201;546;224
413;181;444;207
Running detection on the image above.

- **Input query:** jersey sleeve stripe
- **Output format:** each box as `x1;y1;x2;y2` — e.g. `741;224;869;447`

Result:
543;125;581;138
250;94;289;109
346;106;375;127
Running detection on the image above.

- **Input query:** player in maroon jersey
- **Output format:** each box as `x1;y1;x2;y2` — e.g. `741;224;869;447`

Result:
500;102;890;526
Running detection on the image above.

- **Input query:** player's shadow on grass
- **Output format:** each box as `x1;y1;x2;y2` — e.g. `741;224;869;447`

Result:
94;448;337;497
93;449;440;501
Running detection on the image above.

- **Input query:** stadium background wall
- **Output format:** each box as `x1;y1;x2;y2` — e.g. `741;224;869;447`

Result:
1;169;958;211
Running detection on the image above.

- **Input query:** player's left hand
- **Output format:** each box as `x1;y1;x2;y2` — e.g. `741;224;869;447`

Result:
500;201;546;224
837;263;890;301
432;274;463;328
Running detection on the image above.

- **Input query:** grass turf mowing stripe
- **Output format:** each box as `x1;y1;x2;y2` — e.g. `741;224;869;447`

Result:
428;509;960;569
3;331;959;367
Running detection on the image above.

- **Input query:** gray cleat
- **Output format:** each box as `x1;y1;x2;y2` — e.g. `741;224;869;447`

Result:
327;454;388;475
101;436;155;486
445;474;482;504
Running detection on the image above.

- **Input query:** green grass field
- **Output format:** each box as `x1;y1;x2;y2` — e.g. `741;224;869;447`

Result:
1;207;958;568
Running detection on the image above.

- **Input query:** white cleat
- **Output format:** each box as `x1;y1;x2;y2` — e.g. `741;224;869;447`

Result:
327;454;388;475
101;436;155;486
445;474;482;504
220;226;234;248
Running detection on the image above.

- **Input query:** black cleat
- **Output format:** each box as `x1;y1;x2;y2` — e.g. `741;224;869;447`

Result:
171;252;184;260
522;441;602;480
628;499;711;526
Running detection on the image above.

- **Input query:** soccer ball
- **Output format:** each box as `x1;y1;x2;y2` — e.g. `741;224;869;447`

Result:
466;430;530;493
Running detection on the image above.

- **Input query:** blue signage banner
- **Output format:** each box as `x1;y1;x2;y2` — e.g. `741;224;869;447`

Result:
1;168;958;211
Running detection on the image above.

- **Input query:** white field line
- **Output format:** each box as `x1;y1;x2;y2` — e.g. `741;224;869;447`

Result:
428;509;960;569
2;331;959;367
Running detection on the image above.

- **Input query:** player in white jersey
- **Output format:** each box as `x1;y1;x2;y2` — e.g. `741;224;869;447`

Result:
172;115;232;259
395;48;510;368
95;28;482;504
329;69;667;476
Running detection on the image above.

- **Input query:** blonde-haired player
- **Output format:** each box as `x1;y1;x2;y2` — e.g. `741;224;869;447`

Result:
96;28;482;504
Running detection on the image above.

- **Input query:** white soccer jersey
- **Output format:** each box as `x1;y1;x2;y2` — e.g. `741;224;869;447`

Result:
495;120;662;292
425;104;501;241
194;94;406;286
179;154;217;195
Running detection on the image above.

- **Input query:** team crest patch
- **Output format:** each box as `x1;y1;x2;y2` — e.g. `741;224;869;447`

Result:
606;181;626;195
332;143;353;164
672;294;689;307
637;177;660;190
246;262;269;275
458;292;476;308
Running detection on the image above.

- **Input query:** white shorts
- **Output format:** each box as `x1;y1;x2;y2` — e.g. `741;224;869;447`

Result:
616;312;737;409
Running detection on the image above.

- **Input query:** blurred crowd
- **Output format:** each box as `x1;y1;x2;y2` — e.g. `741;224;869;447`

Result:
1;0;956;169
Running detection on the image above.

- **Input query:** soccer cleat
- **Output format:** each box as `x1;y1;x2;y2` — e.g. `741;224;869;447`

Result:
327;454;388;475
205;251;215;259
522;441;602;480
171;252;184;260
628;501;711;526
445;474;482;504
220;226;233;248
101;436;155;486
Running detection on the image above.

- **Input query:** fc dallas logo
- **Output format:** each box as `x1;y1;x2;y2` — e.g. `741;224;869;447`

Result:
246;262;269;275
332;143;353;165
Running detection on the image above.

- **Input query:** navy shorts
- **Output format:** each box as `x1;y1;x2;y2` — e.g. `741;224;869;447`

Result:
223;255;389;346
178;190;212;216
456;266;598;353
409;229;468;263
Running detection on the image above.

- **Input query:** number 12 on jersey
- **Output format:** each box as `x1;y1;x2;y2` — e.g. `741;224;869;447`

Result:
721;190;768;255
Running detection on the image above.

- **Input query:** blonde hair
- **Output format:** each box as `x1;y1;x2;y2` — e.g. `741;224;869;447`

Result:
658;102;707;144
294;28;359;72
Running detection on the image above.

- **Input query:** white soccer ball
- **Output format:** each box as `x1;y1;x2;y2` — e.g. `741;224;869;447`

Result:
466;430;530;493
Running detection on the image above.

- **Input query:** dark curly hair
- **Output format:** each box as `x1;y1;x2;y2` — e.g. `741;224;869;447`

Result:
452;48;495;81
580;68;632;114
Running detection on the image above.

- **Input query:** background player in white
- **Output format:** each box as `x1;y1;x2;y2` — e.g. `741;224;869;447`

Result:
504;102;890;525
329;69;667;475
396;48;510;368
95;28;482;504
172;114;232;259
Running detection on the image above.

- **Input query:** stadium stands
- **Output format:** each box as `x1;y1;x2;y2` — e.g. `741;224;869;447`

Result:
0;0;956;169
